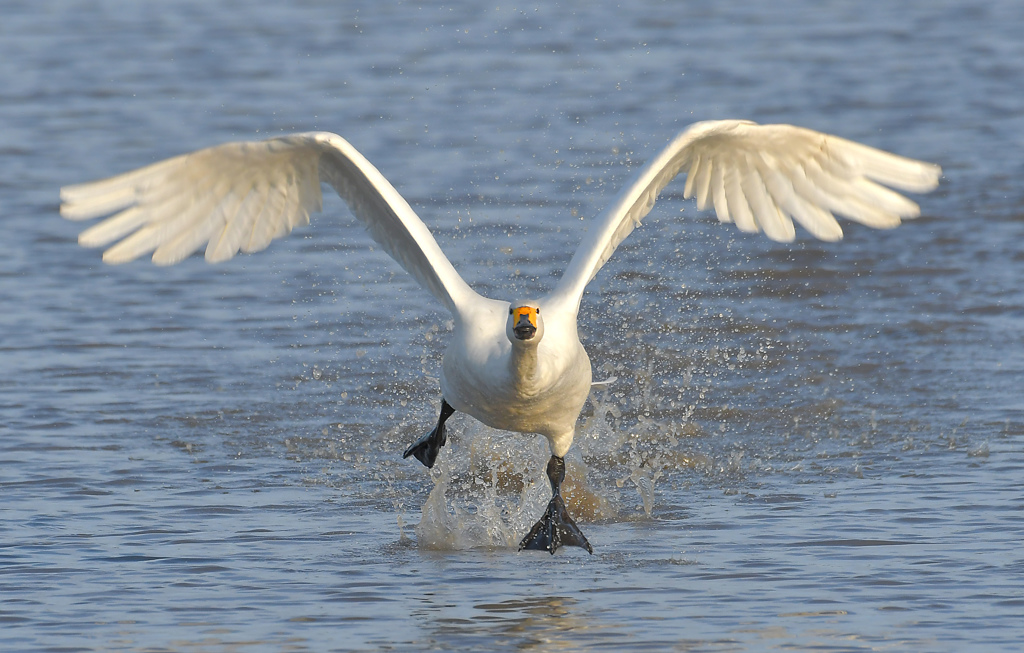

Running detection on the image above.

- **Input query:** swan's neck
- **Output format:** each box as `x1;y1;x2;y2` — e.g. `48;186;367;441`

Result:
509;343;542;394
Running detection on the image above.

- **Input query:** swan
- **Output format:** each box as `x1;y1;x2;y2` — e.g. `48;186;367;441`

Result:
59;120;941;554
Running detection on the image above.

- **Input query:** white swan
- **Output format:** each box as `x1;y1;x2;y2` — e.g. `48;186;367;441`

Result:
60;120;941;553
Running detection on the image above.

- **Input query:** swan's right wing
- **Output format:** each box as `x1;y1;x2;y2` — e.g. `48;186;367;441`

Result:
60;132;479;315
548;120;941;313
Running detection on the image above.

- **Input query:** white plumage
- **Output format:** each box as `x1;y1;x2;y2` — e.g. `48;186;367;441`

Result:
60;119;941;553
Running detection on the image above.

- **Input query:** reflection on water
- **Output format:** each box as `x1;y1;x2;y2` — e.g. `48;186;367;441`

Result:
436;596;589;651
3;0;1024;651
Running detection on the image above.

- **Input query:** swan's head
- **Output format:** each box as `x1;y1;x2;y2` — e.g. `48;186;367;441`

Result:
507;302;543;344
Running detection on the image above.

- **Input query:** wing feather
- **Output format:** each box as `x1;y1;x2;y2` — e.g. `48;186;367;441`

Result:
744;152;795;242
692;155;714;211
60;155;187;221
709;162;730;223
682;153;701;201
725;164;759;233
205;185;266;263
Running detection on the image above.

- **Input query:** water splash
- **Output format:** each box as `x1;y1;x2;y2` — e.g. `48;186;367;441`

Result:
414;420;619;551
415;423;549;550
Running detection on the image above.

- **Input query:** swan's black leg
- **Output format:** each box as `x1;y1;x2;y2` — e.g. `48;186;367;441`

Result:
402;399;455;469
519;455;593;555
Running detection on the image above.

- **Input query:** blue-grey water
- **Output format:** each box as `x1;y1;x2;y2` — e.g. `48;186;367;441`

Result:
3;1;1023;651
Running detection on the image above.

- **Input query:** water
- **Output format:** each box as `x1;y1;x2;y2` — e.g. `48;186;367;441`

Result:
2;1;1023;650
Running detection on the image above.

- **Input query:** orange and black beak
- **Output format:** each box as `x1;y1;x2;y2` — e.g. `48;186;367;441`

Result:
511;306;538;340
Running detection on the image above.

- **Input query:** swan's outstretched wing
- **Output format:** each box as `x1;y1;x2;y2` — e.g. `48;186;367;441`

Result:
549;120;941;311
60;132;479;314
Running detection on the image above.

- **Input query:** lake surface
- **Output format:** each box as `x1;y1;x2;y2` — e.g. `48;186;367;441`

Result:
2;1;1023;651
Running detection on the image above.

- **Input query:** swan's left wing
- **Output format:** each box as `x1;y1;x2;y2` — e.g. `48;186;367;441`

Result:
548;120;941;312
60;132;479;314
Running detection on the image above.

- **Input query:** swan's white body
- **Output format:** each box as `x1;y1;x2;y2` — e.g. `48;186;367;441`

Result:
441;297;591;457
60;121;941;463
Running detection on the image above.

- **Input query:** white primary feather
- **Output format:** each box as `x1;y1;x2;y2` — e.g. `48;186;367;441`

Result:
548;120;941;311
61;132;478;315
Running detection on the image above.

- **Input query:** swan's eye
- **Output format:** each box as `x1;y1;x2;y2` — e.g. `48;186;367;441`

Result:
509;307;513;315
536;308;540;314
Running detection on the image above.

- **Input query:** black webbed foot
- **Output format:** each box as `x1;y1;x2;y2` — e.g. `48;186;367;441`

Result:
402;399;455;469
402;424;446;468
519;455;593;555
519;493;593;554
